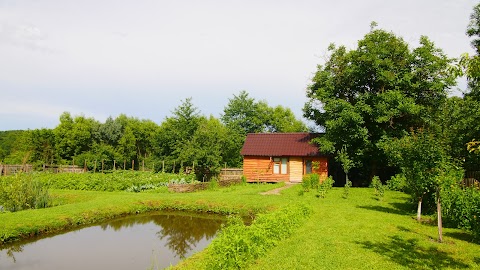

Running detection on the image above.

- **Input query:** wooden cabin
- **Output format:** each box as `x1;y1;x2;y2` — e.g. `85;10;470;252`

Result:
240;133;328;183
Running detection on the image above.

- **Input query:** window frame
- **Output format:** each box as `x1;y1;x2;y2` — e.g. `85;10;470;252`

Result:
273;157;288;175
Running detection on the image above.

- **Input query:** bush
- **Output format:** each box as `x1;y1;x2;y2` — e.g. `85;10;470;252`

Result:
241;175;247;185
209;177;219;190
386;174;406;191
302;173;320;192
0;173;51;212
441;169;480;240
371;176;385;199
206;204;312;269
317;176;335;198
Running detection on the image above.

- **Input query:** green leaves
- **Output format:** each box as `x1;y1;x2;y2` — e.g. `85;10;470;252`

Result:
304;26;455;183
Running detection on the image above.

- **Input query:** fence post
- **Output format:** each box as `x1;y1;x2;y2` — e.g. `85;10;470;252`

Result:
173;161;176;174
132;160;134;171
142;159;145;172
102;159;104;173
94;160;97;173
162;160;165;173
113;160;116;171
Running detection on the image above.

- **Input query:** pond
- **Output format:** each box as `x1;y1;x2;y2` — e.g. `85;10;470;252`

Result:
0;212;225;270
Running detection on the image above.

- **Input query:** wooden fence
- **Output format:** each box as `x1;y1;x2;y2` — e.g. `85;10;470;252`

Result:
220;168;243;181
0;164;33;176
43;164;85;173
463;171;480;187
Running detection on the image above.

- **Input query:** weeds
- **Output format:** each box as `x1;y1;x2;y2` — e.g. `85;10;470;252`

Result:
0;173;51;212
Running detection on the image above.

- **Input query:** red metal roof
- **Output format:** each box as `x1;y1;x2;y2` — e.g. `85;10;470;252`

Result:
240;133;324;157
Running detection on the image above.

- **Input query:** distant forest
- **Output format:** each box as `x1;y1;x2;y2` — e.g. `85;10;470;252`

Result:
0;91;307;177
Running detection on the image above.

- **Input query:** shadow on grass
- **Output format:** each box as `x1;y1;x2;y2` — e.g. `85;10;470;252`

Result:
356;205;409;216
444;231;475;243
357;235;470;269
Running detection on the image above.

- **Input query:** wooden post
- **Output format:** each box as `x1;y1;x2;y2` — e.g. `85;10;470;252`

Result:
132;160;134;171
94;160;97;173
102;159;104;173
84;160;87;172
113;160;116;171
173;161;176;174
142;159;145;172
152;162;155;172
162;160;165;173
192;161;195;172
124;160;126;170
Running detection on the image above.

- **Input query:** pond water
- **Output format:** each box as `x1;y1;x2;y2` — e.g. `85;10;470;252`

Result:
0;212;225;270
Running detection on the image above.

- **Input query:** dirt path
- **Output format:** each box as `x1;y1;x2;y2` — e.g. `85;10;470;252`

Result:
260;182;298;195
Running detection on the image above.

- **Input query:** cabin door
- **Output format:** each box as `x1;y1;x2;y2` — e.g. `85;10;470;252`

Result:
289;157;303;182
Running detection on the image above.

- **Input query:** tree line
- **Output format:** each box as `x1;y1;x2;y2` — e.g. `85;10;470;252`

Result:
0;91;306;179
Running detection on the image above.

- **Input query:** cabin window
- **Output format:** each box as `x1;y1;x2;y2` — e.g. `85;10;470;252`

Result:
273;157;288;174
305;160;312;174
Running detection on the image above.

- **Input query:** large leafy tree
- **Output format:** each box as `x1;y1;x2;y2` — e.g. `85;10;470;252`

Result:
304;27;456;183
156;98;203;171
222;90;306;134
54;112;98;162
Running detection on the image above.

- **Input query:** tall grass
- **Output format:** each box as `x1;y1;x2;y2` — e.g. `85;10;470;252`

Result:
204;204;312;269
0;173;51;212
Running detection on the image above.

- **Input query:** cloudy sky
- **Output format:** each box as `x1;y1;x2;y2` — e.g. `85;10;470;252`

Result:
0;0;477;131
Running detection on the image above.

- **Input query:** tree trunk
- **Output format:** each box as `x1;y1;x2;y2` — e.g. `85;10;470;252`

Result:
437;187;443;243
417;196;423;222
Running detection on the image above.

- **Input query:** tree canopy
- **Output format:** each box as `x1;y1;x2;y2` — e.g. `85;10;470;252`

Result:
304;27;456;184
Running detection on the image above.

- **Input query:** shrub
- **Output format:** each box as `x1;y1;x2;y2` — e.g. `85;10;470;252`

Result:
386;174;407;191
371;176;385;199
441;169;480;240
302;173;320;192
0;173;51;212
241;175;247;185
206;204;312;269
317;176;335;198
209;177;219;190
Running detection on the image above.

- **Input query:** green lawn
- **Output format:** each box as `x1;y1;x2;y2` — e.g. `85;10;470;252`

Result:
247;186;480;270
1;183;480;269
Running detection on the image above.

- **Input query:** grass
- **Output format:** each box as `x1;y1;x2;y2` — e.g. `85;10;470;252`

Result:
1;180;480;269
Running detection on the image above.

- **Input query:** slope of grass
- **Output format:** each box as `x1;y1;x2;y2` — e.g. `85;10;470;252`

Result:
247;186;480;270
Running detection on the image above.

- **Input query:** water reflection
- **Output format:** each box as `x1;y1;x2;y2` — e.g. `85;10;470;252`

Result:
101;213;223;258
0;212;225;270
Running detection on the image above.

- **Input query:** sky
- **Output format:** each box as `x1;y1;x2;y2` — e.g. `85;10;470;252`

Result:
0;0;477;131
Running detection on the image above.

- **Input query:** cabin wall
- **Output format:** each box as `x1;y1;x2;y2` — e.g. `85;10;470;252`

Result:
309;157;328;181
243;156;289;182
